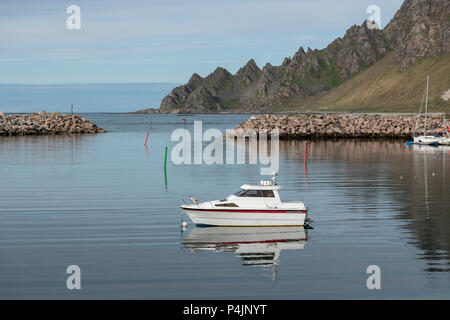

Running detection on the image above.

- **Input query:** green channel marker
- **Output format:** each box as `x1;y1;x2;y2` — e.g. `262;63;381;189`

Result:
164;146;168;169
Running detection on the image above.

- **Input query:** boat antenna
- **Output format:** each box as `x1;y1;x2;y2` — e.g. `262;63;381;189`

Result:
271;172;278;185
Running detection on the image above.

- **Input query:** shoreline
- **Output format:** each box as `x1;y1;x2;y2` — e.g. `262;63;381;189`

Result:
3;111;448;116
128;110;450;116
1;111;448;139
228;114;447;140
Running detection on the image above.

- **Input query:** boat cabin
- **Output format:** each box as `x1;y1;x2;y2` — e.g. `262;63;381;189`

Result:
215;180;282;208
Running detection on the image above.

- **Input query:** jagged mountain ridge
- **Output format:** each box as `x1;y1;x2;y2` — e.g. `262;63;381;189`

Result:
158;0;449;113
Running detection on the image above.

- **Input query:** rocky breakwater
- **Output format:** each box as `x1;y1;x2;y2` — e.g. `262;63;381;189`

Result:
0;111;107;136
228;114;444;139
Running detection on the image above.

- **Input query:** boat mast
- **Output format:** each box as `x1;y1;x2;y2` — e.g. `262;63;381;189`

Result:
444;113;447;136
443;113;446;136
424;75;429;135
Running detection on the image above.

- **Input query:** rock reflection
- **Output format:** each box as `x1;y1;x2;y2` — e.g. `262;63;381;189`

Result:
0;134;95;165
182;227;307;279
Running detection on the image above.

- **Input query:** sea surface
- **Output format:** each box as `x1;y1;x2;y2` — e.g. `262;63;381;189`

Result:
0;114;449;299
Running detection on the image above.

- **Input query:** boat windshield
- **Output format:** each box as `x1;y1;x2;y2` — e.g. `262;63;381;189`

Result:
234;190;246;197
233;189;275;197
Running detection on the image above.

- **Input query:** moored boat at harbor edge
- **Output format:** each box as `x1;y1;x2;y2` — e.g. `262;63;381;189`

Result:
181;175;308;227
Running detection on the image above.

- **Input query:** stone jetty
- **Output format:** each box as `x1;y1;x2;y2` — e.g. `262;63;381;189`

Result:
228;114;446;139
0;111;106;136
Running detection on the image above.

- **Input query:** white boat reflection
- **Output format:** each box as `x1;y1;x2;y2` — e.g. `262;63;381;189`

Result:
182;227;307;275
412;144;439;152
412;143;450;156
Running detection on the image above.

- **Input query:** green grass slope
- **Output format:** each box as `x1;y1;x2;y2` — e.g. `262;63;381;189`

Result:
285;52;450;113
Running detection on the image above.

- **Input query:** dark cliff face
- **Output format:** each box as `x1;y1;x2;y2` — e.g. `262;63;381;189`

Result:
384;0;450;70
159;0;449;113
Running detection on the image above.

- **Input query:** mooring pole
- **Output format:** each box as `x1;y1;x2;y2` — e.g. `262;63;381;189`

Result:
304;142;308;166
70;104;74;134
182;118;186;164
164;146;168;188
164;146;168;169
304;142;308;183
164;167;168;188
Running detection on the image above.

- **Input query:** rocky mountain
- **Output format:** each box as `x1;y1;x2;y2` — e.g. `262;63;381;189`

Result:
157;0;449;113
384;0;450;70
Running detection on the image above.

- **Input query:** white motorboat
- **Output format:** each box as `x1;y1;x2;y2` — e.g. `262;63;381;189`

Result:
412;76;439;145
180;175;308;227
438;136;450;145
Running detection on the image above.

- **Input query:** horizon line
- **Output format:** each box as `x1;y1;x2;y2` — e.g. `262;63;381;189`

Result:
0;82;182;86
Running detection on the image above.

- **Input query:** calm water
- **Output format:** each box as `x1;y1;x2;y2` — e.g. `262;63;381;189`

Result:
0;114;449;299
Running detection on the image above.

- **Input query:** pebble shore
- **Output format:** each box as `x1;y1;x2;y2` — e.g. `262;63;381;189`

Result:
0;111;106;136
229;114;446;139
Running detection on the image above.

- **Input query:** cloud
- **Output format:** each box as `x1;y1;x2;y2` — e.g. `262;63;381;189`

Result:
1;0;402;44
0;0;404;83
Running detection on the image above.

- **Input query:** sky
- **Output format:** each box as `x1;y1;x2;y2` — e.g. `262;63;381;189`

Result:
0;0;404;84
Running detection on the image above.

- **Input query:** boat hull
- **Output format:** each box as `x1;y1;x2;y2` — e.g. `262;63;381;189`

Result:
182;208;307;226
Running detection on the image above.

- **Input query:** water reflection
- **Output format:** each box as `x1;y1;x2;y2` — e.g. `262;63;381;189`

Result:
409;144;450;273
0;134;96;166
2;114;450;298
182;227;307;279
278;140;450;274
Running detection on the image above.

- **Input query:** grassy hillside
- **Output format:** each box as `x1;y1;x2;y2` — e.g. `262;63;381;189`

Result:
282;52;450;113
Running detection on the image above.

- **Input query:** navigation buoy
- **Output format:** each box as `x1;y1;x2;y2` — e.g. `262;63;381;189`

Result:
164;146;168;169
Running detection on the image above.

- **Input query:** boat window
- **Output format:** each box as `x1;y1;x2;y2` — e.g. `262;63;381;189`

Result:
260;190;275;197
239;190;260;197
216;203;239;207
234;189;275;197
